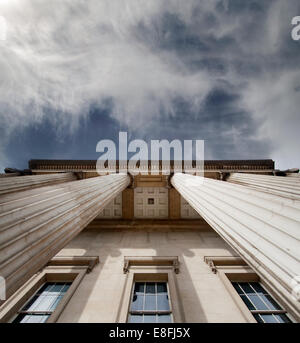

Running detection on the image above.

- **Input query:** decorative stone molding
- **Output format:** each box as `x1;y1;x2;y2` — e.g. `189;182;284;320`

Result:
227;173;300;200
86;218;211;231
204;256;247;274
123;256;180;274
0;172;77;195
47;256;99;273
28;159;275;174
171;173;300;320
0;173;130;301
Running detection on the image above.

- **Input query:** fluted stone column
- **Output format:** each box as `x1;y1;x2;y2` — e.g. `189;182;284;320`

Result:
171;173;300;320
0;173;20;178
0;172;77;195
0;173;130;300
227;173;300;200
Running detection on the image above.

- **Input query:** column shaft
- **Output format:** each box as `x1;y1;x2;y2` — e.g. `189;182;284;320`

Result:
0;172;77;195
227;173;300;200
171;173;300;320
0;173;130;300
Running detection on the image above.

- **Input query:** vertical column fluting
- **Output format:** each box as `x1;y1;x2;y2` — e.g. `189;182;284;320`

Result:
227;173;300;200
171;173;300;320
0;173;130;300
0;172;77;195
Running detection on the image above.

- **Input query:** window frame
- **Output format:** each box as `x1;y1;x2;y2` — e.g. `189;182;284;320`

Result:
231;281;291;323
0;256;99;323
128;280;173;323
12;281;72;323
117;257;184;323
204;256;295;323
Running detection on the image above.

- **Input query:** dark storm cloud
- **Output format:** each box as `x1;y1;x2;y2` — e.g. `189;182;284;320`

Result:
137;88;271;161
3;102;124;169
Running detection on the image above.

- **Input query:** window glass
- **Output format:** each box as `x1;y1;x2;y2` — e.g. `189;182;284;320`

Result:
157;282;167;293
131;294;144;311
13;282;71;323
128;282;172;323
247;294;269;310
158;314;172;323
144;314;156;323
157;294;169;311
144;295;156;311
146;283;155;294
240;295;255;311
260;314;279;323
232;282;291;323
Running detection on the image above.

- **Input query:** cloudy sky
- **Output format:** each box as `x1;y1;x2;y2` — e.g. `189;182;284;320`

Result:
0;0;299;171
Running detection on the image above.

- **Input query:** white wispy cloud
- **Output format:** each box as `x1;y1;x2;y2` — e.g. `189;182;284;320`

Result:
0;0;299;170
0;0;214;129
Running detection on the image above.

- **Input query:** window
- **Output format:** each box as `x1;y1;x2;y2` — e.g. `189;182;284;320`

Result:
204;256;294;323
232;282;291;323
117;256;183;323
128;282;172;323
12;282;71;323
0;256;99;323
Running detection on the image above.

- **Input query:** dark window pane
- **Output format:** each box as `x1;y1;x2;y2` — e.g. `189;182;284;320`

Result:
131;294;144;311
158;314;172;323
144;295;156;311
22;295;39;311
146;283;155;294
240;295;255;311
247;295;269;310
157;294;170;311
277;314;292;323
41;284;56;295
261;295;282;311
134;282;145;294
157;283;167;293
239;283;255;295
144;314;157;323
37;283;53;294
260;314;278;323
253;314;264;323
250;283;266;295
13;314;26;323
129;315;143;323
61;284;71;293
50;284;65;293
232;283;243;295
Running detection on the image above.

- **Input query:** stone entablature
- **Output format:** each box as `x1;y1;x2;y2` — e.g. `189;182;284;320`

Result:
28;159;275;174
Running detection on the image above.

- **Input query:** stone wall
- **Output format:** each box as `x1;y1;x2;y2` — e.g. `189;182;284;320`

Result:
56;226;246;323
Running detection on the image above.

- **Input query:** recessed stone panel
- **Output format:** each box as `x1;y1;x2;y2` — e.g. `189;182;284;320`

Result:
134;187;168;218
97;194;122;218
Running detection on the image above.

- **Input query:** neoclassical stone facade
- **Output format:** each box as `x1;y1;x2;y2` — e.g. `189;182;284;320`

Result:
0;159;299;323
